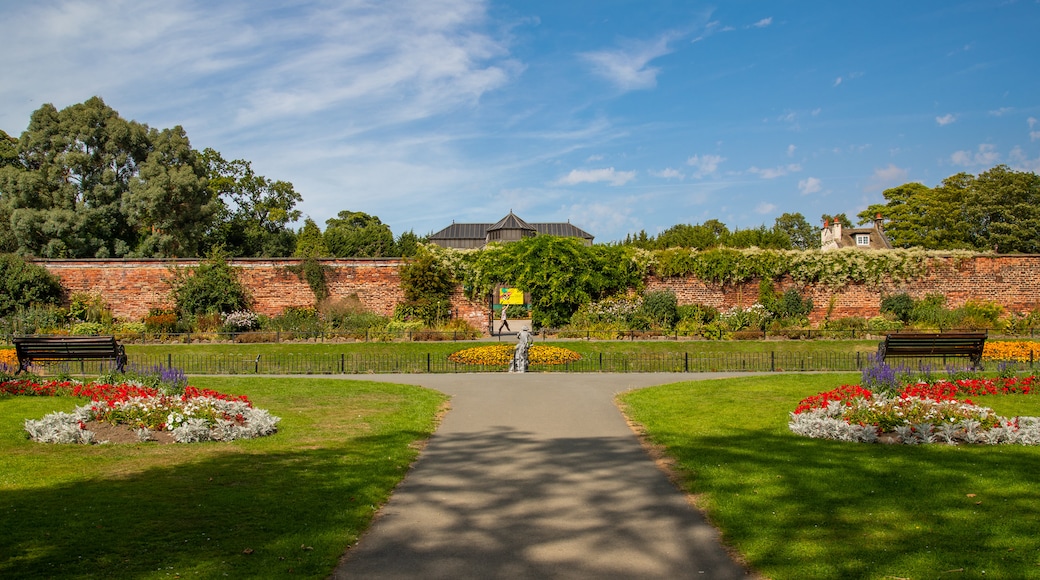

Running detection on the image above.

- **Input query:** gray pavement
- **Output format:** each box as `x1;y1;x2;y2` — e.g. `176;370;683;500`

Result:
332;373;759;579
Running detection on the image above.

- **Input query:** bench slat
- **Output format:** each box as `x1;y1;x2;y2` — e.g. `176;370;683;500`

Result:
878;332;986;369
13;335;127;374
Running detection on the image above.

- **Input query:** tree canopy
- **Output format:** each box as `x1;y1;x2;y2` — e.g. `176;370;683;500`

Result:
858;165;1040;252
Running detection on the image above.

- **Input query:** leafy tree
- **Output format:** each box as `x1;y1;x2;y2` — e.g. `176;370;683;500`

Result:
394;230;424;257
727;225;792;249
0;97;150;257
294;218;331;258
773;212;819;250
655;219;730;249
324;210;395;257
124;126;214;257
0;253;65;316
860;166;1040;252
201;148;301;257
462;236;644;328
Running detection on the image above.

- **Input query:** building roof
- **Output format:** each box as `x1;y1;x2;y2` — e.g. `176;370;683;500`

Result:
429;213;594;242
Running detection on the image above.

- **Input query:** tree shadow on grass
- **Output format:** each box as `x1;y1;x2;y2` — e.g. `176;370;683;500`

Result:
656;428;1040;580
0;431;429;579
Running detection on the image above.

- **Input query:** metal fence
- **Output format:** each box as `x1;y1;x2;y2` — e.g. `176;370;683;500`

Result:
19;349;1038;376
110;351;1034;375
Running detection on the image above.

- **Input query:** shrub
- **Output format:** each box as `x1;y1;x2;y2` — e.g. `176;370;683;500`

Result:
677;303;719;324
321;296;388;334
823;316;867;331
0;253;65;317
397;249;456;326
639;290;679;329
70;322;105;336
267;306;322;333
867;315;903;333
169;250;249;317
880;293;915;324
222;310;260;332
143;310;178;333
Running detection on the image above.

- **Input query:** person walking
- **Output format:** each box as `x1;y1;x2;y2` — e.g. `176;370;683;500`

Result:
500;304;511;333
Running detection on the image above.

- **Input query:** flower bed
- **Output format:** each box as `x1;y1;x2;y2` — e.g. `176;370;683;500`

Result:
789;376;1040;445
4;378;280;444
448;344;582;366
983;340;1040;362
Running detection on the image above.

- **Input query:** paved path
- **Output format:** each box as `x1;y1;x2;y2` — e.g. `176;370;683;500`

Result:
332;373;759;579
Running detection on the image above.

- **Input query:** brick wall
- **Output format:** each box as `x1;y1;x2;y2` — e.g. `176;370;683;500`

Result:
36;255;1040;329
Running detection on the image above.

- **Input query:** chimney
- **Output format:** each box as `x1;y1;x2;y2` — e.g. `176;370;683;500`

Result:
874;213;884;232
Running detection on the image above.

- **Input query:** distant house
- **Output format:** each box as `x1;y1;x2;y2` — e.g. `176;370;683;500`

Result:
429;211;594;249
821;215;892;251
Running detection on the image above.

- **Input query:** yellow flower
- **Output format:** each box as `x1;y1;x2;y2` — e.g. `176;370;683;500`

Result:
0;348;17;368
983;341;1040;362
448;345;582;366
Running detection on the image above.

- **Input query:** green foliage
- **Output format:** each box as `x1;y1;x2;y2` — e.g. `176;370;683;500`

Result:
640;290;679;329
0;253;65;317
320;295;388;334
294;218;331;258
880;293;915;324
70;322;105;336
68;292;110;324
861;166;1040;252
201;148;301;258
285;256;331;303
397;247;456;326
773;212;820;250
169;250;249;317
266;306;322;333
461;236;646;329
324;210;395;257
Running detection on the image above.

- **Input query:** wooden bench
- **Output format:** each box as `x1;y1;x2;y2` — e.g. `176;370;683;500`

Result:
13;335;128;374
877;332;987;369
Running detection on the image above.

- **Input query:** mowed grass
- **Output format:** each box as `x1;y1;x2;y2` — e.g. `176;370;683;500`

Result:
618;374;1040;580
0;376;448;579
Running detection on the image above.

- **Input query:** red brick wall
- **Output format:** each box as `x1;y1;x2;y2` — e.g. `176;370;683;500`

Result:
646;255;1040;323
36;255;1040;329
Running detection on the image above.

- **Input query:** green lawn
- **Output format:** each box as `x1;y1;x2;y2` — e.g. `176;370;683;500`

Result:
0;377;448;579
618;374;1040;580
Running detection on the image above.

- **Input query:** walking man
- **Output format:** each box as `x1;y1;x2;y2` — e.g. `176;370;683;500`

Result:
500;304;511;333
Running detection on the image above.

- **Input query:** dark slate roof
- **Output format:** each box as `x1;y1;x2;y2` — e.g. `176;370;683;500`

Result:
488;211;535;232
429;223;493;240
429;213;594;241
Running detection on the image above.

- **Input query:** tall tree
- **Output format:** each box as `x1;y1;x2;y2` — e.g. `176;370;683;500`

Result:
1;97;150;257
201;148;301;257
324;210;395;257
124;126;214;257
773;212;819;250
294;217;331;258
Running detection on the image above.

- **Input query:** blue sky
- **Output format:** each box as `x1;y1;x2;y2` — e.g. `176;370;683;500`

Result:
2;1;1038;243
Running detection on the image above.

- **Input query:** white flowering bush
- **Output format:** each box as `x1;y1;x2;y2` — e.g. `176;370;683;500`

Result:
222;310;260;332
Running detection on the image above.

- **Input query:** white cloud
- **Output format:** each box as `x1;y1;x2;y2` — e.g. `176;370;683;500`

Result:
935;114;956;126
798;177;822;195
686;154;725;178
833;76;843;87
752;17;773;28
651;168;685;180
865;164;909;191
555;167;636;186
950;144;1000;167
755;202;776;214
749;163;801;179
1009;146;1040;173
989;107;1013;116
786;144;797;157
581;34;675;91
1029;117;1040;141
